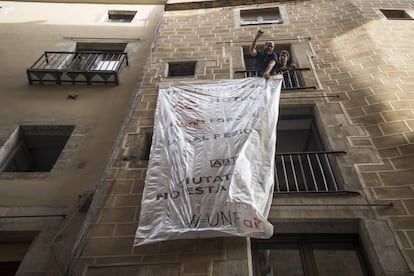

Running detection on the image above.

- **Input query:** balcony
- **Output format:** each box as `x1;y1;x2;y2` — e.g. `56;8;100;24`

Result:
27;51;128;85
235;68;317;90
274;151;346;193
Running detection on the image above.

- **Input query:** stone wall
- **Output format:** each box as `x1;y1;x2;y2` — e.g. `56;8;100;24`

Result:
77;0;414;275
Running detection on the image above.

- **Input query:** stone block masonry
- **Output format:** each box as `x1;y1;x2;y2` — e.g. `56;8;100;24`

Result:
76;0;414;275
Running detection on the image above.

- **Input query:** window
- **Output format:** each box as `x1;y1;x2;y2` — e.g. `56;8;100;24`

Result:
380;9;413;20
75;42;128;71
276;112;323;153
124;131;152;161
241;44;312;89
27;42;129;85
0;126;74;172
242;45;259;77
240;7;282;26
275;110;344;193
0;232;37;276
168;61;197;77
139;132;153;161
243;44;293;71
252;234;374;276
75;42;127;52
107;10;137;22
123;130;153;169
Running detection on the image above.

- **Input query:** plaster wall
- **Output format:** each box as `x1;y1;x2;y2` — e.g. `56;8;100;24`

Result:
0;1;163;274
0;1;163;206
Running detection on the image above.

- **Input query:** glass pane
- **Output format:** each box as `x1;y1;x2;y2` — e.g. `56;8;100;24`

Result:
257;245;304;276
313;243;365;276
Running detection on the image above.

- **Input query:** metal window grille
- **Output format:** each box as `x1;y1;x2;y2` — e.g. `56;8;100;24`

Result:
27;51;128;85
235;68;316;90
274;151;345;193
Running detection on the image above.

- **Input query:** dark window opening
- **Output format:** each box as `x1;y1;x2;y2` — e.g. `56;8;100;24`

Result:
107;10;137;22
380;9;413;20
276;112;323;153
0;126;74;172
75;42;127;52
123;131;152;165
0;262;21;276
243;45;261;76
240;7;283;25
168;61;196;77
139;132;153;161
0;232;37;276
275;109;343;193
242;44;306;89
252;234;374;276
243;45;286;76
243;44;295;71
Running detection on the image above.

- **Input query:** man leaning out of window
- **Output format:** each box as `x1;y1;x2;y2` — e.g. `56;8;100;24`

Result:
249;30;278;79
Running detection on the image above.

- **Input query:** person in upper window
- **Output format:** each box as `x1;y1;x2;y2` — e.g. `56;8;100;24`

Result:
249;30;278;79
276;50;297;72
276;50;299;88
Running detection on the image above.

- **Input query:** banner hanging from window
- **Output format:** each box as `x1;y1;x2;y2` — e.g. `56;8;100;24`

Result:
135;77;282;246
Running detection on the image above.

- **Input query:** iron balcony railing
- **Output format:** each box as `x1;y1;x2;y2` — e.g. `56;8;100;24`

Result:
27;51;128;85
235;68;317;90
274;151;346;193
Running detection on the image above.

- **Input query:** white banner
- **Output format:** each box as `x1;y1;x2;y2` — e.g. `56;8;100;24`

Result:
134;77;282;246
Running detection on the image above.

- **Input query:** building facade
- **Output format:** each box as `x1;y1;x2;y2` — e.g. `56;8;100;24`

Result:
0;1;163;275
1;0;413;275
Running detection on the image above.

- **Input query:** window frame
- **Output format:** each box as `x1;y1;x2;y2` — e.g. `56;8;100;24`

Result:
239;7;283;26
380;9;413;20
0;231;37;276
107;10;137;23
74;42;128;72
276;113;324;153
0;125;74;173
240;42;317;90
274;110;345;193
167;61;197;78
252;234;375;276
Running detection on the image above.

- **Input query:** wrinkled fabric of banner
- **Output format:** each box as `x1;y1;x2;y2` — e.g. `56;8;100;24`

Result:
134;77;282;246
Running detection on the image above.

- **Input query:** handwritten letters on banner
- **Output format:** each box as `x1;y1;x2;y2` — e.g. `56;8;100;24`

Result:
135;77;282;245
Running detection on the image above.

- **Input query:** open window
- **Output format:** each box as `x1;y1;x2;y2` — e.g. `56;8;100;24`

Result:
168;61;197;77
252;234;374;276
240;44;315;89
0;232;37;276
107;10;137;22
0;125;74;172
74;42;128;71
123;129;153;169
240;7;283;25
75;42;127;52
275;109;344;193
380;9;413;20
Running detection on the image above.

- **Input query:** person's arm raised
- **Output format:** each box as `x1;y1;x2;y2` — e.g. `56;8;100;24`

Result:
249;30;263;57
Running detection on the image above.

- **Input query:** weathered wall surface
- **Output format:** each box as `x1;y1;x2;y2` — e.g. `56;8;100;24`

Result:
0;1;163;274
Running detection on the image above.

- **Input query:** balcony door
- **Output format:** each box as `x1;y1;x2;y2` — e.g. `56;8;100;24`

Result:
275;112;342;193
